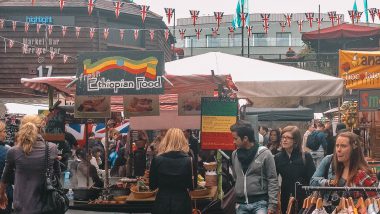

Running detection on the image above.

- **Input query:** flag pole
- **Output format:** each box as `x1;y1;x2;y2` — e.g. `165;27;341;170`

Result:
241;0;244;57
317;4;320;73
247;0;250;58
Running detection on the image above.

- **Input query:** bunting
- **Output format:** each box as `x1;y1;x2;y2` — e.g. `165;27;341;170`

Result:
195;28;202;40
284;14;293;27
279;22;286;32
36;23;41;33
89;27;95;40
12;21;17;32
297;20;303;32
263;23;269;34
140;5;150;23
348;10;356;24
190;10;200;27
87;0;96;16
179;29;186;40
240;12;248;29
260;14;270;25
48;25;53;35
119;29;124;40
164;29;169;41
228;26;235;35
336;15;343;25
368;8;377;23
211;27;218;37
214;12;224;29
356;11;363;23
22;44;28;54
305;13;314;28
103;28;109;40
0;19;4;29
328;11;337;26
24;22;29;33
113;1;124;19
59;0;65;11
50;51;56;60
63;55;69;63
75;27;81;38
315;17;323;29
62;26;67;37
246;26;253;37
149;29;155;41
164;8;175;24
134;29;139;40
8;40;14;49
36;48;42;57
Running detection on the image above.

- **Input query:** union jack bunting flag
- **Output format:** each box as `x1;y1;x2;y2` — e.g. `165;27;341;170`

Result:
190;10;200;26
24;22;29;33
0;19;4;29
75;27;81;38
119;29;124;40
356;11;363;23
195;28;202;40
59;0;65;11
103;28;109;40
62;26;67;37
328;11;337;26
279;22;286;32
336;15;342;25
246;26;253;37
179;29;186;40
284;13;293;27
260;14;270;24
149;29;155;41
134;29;139;40
113;1;124;19
164;29;170;41
263;23;269;34
211;27;218;37
36;23;41;33
214;12;224;29
368;8;377;23
228;26;235;34
12;21;17;32
315;17;323;29
348;10;356;24
240;12;249;29
305;13;314;28
89;27;95;40
48;25;53;35
140;5;150;23
87;0;96;16
297;20;304;32
164;8;175;24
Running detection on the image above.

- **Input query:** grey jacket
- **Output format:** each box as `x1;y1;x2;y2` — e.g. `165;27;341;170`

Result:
231;146;279;211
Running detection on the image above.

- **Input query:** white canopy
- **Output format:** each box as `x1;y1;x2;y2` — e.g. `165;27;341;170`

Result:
166;52;344;108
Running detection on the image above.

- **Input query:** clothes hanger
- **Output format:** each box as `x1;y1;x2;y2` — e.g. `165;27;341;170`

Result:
355;197;365;210
302;196;309;209
316;198;323;209
365;198;372;208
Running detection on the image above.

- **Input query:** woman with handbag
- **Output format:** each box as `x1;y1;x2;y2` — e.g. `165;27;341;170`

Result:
0;115;63;214
149;128;193;214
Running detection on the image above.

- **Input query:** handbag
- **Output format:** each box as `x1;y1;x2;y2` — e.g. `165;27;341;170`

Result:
40;141;69;214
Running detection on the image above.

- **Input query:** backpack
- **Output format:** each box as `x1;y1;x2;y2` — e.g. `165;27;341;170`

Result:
306;131;321;151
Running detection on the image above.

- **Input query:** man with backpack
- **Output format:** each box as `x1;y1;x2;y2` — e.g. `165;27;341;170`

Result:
306;122;328;167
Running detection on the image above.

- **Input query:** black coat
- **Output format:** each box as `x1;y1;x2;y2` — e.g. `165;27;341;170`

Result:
149;151;193;214
274;150;315;214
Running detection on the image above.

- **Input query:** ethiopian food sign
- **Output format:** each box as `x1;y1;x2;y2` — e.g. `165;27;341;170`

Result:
76;51;164;96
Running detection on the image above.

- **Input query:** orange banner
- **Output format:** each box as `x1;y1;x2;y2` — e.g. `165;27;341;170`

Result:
339;50;380;89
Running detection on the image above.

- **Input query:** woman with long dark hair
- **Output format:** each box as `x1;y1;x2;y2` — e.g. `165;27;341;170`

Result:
274;126;315;214
267;129;281;155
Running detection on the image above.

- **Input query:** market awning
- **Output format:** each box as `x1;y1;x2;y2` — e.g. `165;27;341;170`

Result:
302;23;380;41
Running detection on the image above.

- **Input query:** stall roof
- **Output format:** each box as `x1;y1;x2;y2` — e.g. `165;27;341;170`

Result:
245;106;313;121
165;52;344;108
302;23;380;41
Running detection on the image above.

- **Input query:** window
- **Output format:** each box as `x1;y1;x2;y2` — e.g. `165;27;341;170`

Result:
253;33;268;46
206;35;221;47
184;36;196;48
276;32;291;46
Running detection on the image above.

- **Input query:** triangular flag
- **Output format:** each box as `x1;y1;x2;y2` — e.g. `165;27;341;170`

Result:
119;29;125;40
348;10;356;24
113;1;125;19
214;12;224;29
140;5;150;23
75;27;81;38
0;19;4;29
59;0;65;11
263;23;269;34
328;11;337;26
336;15;342;25
284;14;293;27
48;25;53;35
12;21;17;32
195;28;202;40
103;28;109;40
190;10;200;26
368;8;377;23
36;23;41;33
260;13;270;25
228;26;235;35
50;51;56;60
149;29;155;41
62;26;67;37
240;12;248;29
297;20;303;32
8;40;14;48
315;17;323;29
90;28;95;40
305;13;314;28
179;29;186;40
211;27;218;37
24;22;30;33
134;29;139;40
36;48;42;57
164;29;169;41
246;26;253;37
164;8;175;24
279;22;286;32
87;0;96;16
63;55;69;63
356;11;363;23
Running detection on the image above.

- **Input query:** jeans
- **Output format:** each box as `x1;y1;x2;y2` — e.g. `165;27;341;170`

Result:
236;200;268;214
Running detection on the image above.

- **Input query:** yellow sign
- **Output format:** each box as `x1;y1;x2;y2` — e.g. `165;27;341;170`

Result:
339;50;380;89
201;116;236;132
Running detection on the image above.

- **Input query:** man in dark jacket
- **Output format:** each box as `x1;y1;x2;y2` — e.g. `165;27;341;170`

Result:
184;129;199;187
230;121;279;214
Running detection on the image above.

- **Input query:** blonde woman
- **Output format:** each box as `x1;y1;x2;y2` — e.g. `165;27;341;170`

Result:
0;121;12;213
149;128;193;214
0;115;59;214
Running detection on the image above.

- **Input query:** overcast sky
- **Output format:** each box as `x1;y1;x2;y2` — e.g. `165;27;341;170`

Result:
134;0;380;22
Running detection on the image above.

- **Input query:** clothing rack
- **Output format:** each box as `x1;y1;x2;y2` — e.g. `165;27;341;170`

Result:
302;186;380;191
